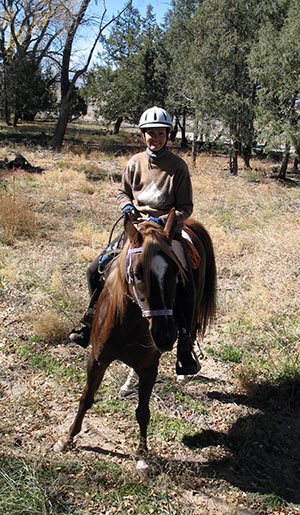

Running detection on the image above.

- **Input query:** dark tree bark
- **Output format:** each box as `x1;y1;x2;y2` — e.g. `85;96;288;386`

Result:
241;144;252;168
113;117;123;134
279;142;290;179
292;155;299;172
178;108;188;149
230;140;239;175
52;1;130;151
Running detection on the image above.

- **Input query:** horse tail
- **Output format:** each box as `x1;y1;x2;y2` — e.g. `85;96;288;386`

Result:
185;219;217;338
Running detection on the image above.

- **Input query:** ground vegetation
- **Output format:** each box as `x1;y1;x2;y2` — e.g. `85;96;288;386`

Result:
0;123;299;513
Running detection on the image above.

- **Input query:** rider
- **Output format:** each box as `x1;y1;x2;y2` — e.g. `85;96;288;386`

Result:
69;106;200;376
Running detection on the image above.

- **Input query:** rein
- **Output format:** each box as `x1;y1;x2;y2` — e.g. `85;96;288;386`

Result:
125;247;173;319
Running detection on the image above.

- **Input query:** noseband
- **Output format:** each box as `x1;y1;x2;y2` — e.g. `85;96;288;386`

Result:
125;247;174;318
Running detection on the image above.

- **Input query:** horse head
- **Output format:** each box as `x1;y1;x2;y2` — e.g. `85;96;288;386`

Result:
124;208;182;353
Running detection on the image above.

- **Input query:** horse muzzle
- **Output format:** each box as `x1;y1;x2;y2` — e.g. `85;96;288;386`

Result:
148;316;177;353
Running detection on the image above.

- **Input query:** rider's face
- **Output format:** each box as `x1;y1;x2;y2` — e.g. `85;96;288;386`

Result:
143;128;167;153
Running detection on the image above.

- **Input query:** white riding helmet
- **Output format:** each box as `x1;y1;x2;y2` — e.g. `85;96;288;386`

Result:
139;106;172;129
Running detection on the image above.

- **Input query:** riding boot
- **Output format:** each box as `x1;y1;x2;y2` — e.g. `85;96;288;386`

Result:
69;280;104;348
175;293;201;375
174;237;201;376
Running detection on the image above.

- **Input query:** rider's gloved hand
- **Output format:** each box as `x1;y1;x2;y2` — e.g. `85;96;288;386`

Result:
148;217;162;225
122;204;137;218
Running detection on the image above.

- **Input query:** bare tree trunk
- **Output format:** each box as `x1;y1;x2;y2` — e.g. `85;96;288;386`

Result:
191;139;197;165
192;120;199;165
51;1;130;151
52;95;73;150
292;156;299;172
179;108;188;149
241;144;252;168
170;116;178;141
279;142;290;179
3;66;10;125
230;140;239;175
292;144;300;172
113;117;123;135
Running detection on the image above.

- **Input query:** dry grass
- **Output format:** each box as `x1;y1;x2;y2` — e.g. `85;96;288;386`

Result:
0;133;300;514
32;310;67;343
0;189;36;243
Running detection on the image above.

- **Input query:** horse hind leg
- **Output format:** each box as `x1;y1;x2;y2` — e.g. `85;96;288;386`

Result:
54;354;109;452
119;368;138;397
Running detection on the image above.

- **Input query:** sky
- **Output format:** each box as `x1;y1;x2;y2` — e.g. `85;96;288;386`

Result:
104;0;171;25
74;0;171;67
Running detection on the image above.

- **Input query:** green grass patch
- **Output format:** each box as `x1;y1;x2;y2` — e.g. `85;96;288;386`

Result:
218;343;244;363
150;412;196;442
0;455;186;514
15;344;84;383
174;391;207;415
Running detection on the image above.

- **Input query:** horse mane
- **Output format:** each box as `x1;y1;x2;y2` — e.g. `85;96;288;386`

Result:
104;222;185;322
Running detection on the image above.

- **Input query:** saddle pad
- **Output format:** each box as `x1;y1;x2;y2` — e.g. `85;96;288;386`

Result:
182;228;201;269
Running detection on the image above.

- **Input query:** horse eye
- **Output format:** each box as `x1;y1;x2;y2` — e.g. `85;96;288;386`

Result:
134;267;143;281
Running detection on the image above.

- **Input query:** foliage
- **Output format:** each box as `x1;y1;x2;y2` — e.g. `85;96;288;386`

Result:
0;0;62;124
83;5;170;132
0;57;57;124
188;0;264;172
68;87;87;122
248;0;300;177
0;129;300;512
163;0;197;145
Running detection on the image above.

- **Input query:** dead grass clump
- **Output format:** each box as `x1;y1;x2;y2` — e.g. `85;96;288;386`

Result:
0;190;36;243
72;222;95;243
50;266;68;295
79;246;97;263
77;230;110;263
32;310;68;343
118;155;130;169
40;168;95;194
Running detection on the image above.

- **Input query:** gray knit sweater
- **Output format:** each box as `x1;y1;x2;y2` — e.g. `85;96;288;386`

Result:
117;149;193;231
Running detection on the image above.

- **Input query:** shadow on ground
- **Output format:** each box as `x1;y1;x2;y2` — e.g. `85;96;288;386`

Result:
179;378;300;505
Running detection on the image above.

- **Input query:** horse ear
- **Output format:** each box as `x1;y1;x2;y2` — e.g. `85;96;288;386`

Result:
164;208;177;243
124;212;142;247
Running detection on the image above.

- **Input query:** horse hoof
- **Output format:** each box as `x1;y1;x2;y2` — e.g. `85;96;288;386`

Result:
53;438;67;453
119;385;137;397
136;459;149;478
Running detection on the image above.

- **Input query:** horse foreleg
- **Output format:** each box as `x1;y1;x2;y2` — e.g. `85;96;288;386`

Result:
54;353;108;452
134;365;158;474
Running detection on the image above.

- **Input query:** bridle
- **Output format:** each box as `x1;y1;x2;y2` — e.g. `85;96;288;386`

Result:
125;246;174;319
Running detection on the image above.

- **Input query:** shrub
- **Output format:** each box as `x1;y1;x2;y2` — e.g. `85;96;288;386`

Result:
0;189;36;243
32;310;68;344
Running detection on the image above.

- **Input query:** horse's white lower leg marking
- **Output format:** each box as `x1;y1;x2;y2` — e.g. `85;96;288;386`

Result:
119;368;138;397
53;438;67;453
136;458;149;477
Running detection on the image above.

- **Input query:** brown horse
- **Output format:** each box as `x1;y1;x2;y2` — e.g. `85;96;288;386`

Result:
54;209;217;472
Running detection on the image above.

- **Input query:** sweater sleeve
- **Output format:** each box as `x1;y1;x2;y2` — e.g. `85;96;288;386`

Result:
117;161;134;210
159;160;193;229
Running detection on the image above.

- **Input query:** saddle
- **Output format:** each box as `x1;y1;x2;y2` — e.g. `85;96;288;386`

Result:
98;221;201;273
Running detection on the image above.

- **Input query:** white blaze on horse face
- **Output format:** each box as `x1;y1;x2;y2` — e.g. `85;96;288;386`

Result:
151;254;168;306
